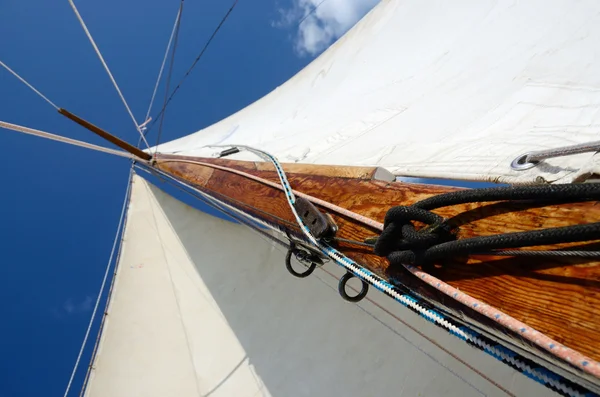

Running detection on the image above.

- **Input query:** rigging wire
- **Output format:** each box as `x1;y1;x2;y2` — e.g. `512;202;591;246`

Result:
171;146;592;396
63;168;134;397
328;237;600;258
0;60;59;110
154;0;185;153
0;120;140;160
480;249;600;258
144;0;239;137
66;0;151;150
142;5;183;132
298;0;328;26
138;164;290;247
158;157;383;230
159;157;600;263
133;164;518;397
78;163;137;397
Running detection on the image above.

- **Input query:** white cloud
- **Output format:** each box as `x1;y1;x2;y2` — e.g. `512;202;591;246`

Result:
275;0;379;56
63;296;93;315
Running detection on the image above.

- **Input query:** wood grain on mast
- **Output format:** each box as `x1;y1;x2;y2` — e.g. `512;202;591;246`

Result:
154;154;600;366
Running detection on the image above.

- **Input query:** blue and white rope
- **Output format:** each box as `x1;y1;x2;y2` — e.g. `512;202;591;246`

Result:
208;144;596;397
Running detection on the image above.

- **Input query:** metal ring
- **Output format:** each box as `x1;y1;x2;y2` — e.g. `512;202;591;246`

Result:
510;152;538;171
285;246;317;278
338;272;369;302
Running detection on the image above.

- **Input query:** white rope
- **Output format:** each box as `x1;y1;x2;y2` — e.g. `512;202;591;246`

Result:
62;168;134;397
0;60;59;110
67;0;151;150
142;7;182;129
0;120;138;160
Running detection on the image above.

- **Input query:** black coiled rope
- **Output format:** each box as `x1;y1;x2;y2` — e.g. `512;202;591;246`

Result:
374;183;600;267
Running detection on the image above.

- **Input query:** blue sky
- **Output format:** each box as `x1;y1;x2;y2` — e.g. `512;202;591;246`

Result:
0;0;384;395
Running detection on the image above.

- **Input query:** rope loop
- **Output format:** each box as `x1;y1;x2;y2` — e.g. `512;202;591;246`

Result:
374;205;455;266
285;242;319;278
374;183;600;267
338;272;369;302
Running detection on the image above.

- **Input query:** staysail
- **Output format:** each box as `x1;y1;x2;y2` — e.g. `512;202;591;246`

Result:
83;174;550;396
153;0;600;184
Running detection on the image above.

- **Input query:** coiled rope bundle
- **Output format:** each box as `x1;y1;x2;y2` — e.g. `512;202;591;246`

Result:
374;183;600;268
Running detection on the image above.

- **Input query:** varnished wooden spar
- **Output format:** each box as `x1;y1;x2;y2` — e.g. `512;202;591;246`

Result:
58;108;152;161
154;154;600;367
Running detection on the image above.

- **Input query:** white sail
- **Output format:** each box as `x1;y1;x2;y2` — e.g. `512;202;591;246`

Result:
154;0;600;184
83;174;552;396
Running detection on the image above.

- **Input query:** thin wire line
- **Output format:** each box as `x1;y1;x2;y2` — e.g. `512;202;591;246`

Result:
298;0;327;26
63;168;134;397
133;166;513;396
158;157;383;230
0;60;59;110
154;1;184;153
142;6;182;129
482;249;600;258
0;120;139;160
67;0;150;150
78;163;136;397
145;0;239;138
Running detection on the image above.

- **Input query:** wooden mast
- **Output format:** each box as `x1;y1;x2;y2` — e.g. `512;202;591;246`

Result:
46;113;600;384
153;153;600;377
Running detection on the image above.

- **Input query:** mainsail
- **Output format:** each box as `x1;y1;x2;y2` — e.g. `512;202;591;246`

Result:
155;0;600;185
2;0;600;395
78;0;600;395
83;175;550;396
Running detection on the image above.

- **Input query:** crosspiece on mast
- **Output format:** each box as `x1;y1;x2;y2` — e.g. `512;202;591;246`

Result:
58;108;152;161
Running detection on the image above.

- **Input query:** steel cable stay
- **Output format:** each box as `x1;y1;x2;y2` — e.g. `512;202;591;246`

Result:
143;0;240;140
140;4;184;135
0;60;59;110
154;0;185;154
66;0;150;149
